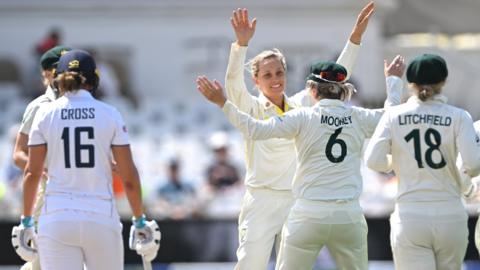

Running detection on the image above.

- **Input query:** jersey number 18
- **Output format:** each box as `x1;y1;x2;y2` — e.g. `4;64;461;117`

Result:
404;128;446;169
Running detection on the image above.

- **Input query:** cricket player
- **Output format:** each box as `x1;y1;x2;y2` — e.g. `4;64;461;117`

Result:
365;54;480;270
14;50;160;270
456;120;480;256
196;55;405;270
226;3;382;269
11;45;71;270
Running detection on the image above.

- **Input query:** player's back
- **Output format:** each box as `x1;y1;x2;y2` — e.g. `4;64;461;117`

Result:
386;95;472;202
31;90;126;200
292;100;382;201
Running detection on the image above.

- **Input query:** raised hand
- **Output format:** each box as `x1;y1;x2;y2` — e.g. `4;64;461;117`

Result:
196;76;227;107
384;55;406;78
349;1;375;45
231;8;257;46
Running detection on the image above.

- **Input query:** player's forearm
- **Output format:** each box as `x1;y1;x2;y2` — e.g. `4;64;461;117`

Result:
336;41;360;81
225;43;253;110
384;76;404;108
13;151;28;170
22;171;42;216
122;173;144;218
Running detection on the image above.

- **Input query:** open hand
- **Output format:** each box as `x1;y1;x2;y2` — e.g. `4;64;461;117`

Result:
384;55;406;78
349;1;375;45
196;76;227;107
231;8;257;46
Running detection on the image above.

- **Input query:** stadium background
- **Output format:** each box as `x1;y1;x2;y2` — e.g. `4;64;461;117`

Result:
0;0;480;269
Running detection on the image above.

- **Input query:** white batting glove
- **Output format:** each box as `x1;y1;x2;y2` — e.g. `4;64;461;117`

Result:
11;216;38;262
129;215;161;262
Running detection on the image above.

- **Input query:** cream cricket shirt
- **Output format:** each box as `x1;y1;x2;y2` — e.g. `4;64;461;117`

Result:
225;41;360;190
28;90;129;216
222;99;386;201
19;85;57;135
365;95;480;203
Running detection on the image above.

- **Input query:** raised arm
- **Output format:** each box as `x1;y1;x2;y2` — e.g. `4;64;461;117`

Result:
291;2;375;106
384;55;406;107
364;113;393;173
337;1;375;79
355;55;405;137
197;76;301;140
225;8;258;112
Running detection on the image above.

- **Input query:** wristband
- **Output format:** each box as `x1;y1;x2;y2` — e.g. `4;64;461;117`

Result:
132;214;146;229
21;215;34;228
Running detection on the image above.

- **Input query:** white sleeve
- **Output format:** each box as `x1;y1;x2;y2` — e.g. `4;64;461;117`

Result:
225;43;257;112
336;41;360;81
384;76;404;108
290;89;314;107
222;100;302;140
364;112;393;172
456;113;480;178
111;108;130;146
28;105;48;146
19;102;40;135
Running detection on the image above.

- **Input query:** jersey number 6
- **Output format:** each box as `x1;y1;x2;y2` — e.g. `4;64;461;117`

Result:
326;127;347;163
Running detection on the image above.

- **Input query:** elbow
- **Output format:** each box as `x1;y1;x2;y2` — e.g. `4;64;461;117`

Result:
465;163;480;178
366;154;391;173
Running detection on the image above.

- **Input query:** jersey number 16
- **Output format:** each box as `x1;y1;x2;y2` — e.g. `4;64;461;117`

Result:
61;126;95;168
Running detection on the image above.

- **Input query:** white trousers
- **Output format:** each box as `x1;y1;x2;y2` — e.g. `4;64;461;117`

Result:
234;187;294;270
390;201;468;270
37;220;123;270
275;199;368;270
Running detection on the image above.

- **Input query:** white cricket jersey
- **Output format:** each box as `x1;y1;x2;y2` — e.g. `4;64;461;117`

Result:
225;41;360;190
222;99;386;201
19;85;56;135
365;95;480;203
28;90;129;211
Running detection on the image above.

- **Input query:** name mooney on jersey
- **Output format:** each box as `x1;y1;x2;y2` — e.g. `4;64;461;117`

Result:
61;108;95;120
321;115;352;127
398;114;452;126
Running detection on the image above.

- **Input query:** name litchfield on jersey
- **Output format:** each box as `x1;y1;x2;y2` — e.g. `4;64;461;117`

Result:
398;113;452;126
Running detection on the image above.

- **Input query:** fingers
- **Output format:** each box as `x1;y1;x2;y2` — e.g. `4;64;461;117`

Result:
232;8;255;28
251;18;257;31
392;55;406;68
358;1;375;22
196;76;219;94
233;9;241;25
242;8;248;25
213;80;223;91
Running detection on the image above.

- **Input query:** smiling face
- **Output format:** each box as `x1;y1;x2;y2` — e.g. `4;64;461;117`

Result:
253;56;286;100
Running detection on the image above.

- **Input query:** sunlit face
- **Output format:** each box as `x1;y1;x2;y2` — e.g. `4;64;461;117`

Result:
254;57;286;99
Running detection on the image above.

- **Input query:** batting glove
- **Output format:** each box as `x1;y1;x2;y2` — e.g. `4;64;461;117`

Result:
129;215;161;262
11;216;38;262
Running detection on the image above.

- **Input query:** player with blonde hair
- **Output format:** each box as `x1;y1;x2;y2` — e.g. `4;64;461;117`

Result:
196;53;405;269
365;54;480;269
224;3;389;269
